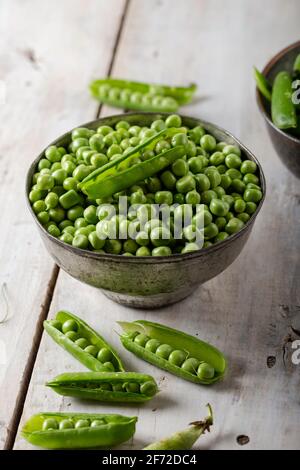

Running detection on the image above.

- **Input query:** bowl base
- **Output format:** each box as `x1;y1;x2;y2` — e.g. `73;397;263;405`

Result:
101;284;197;309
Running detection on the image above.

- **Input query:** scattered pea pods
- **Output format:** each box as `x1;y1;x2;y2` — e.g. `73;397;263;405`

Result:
44;311;124;372
47;371;158;403
118;320;226;385
21;412;137;449
90;78;197;112
271;71;297;129
143;404;213;450
80;128;186;199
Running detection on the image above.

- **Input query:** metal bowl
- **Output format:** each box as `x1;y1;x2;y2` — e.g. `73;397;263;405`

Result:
26;113;266;308
256;40;300;178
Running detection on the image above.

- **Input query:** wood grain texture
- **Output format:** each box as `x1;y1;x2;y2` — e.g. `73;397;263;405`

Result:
0;0;126;448
11;0;300;450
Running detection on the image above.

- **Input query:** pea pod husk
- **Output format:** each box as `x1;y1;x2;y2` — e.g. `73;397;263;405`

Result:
44;311;124;372
253;67;272;101
118;320;226;385
21;412;137;449
80;128;186;199
293;53;300;74
271;71;297;129
47;371;158;403
143;404;213;450
90;78;197;106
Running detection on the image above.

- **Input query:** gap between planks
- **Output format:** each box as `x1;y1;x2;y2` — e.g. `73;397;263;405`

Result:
3;0;131;450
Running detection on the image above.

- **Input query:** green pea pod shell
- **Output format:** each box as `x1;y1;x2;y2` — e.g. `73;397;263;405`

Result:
293;53;300;74
80;128;186;199
90;78;197;105
143;404;213;450
271;71;297;129
47;372;158;403
253;67;272;101
118;320;226;385
44;311;124;372
21;412;137;449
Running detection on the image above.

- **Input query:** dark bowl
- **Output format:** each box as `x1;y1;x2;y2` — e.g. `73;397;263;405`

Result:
256;40;300;177
26;113;266;308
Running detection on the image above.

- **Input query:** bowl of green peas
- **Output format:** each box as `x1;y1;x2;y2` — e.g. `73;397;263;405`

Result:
26;113;265;308
256;40;300;177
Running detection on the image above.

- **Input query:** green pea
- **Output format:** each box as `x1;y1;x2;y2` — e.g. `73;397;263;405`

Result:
237;212;250;223
210;151;225;165
185;190;200;205
188;156;203;173
38;158;51;170
75;419;90;429
104;239;122;254
151;119;166;132
134;334;150;347
63;177;77;191
37;174;55;190
172;158;188;176
234;199;246;213
155;139;171;154
219;174;232;190
130;191;147;204
188;126;205;143
173;193;185;204
62;319;79;334
231;179;246;194
59;419;74;430
245;202;257;214
145;338;161;353
103;361;115;372
72;234;89;249
166;114;182;128
168;349;187;366
243;173;259;185
243;188;262;203
97;125;113;136
226;211;234;221
216;141;227;151
225;217;244;234
37;211;49;224
215;231;229;242
246;183;261;190
203;241;213;248
112;383;124;392
152;246;172;256
73;164;92;182
156;344;173;359
150;226;171;247
217;164;227;174
91;419;105;428
204;223;219;239
195;174;210;192
176;175;196;193
91;153;108;168
240;159;257;174
97;348;113;363
49;207;65;223
100;383;112;391
65;330;80;341
47;224;60;237
62;226;76;236
197;362;215;380
49;320;62;331
226;168;242;180
72;128;93;140
223;144;241;157
136;246;151;256
33;200;46;214
124;382;140;393
147;176;161;192
155;191;173;205
68;205;84;221
160;170;177;190
200;134;216;152
42;418;59;431
201;190;217;205
84;345;98;357
29;189;44;203
210;199;229;217
59;190;81;209
225;153;242;169
215;216;227;230
186;141;197;157
45;146;61;163
140;381;157;397
181;357;200;374
87;231;104;250
75;337;89;349
205;169;221;188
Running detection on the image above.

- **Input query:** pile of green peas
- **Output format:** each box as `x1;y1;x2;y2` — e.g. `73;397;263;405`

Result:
129;331;215;380
50;318;116;371
42;416;105;431
29;114;263;256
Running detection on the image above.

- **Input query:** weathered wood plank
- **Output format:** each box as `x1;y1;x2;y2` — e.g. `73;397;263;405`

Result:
14;0;300;450
0;0;126;448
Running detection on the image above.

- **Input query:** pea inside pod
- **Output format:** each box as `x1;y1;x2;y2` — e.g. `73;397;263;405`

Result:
47;372;158;403
21;412;137;449
118;320;226;385
44;311;124;372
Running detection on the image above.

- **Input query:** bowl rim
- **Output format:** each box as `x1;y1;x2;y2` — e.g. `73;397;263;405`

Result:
256;39;300;144
26;112;266;264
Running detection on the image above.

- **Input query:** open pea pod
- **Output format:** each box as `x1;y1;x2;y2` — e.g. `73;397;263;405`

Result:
47;371;158;403
44;311;124;372
118;320;226;385
21;412;137;449
79;128;186;199
90;78;197;106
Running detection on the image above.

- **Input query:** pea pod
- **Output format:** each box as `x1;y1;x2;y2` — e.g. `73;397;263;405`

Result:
271;71;297;129
293;53;300;74
80;128;186;199
118;320;226;385
47;371;158;403
44;311;124;372
253;67;272;101
143;404;213;450
21;412;137;449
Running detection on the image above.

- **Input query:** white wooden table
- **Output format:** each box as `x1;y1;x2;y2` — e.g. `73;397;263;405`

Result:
1;0;299;450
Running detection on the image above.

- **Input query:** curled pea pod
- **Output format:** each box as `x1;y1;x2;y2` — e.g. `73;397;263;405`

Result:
253;67;272;101
21;412;137;449
271;71;297;129
44;311;124;372
90;78;197;111
80;128;186;199
47;371;158;403
118;320;226;385
143;404;213;450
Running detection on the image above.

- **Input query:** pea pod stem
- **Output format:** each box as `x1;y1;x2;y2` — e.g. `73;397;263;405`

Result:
47;371;159;403
80;128;186;199
143;404;213;450
44;311;124;372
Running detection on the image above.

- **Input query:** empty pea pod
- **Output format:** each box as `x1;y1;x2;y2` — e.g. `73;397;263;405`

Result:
44;311;124;372
118;320;226;385
47;371;158;403
79;128;186;199
21;412;137;449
